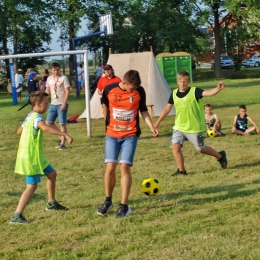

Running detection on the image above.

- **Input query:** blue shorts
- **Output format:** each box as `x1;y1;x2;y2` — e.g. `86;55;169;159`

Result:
77;82;81;88
105;135;138;166
46;104;68;125
25;164;55;185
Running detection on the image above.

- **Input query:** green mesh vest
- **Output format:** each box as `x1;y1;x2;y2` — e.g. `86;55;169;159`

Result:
15;112;49;176
173;87;205;133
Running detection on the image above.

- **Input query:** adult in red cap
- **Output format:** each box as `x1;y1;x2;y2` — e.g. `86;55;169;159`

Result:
97;64;121;96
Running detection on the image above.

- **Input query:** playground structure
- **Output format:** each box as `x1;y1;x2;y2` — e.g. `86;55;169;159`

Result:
72;13;113;97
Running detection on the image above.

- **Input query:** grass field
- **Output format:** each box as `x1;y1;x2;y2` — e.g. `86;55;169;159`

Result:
1;72;260;259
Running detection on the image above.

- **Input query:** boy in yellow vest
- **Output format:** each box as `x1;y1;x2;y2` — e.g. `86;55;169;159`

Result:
154;71;227;175
10;91;73;224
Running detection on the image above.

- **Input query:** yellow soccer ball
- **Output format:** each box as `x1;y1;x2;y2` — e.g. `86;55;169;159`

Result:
142;178;161;197
207;128;217;137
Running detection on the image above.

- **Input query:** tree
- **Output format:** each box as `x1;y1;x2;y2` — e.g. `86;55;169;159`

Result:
81;0;202;61
0;0;54;71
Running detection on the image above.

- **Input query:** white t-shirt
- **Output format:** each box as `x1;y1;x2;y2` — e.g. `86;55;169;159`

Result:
77;67;84;82
46;74;70;105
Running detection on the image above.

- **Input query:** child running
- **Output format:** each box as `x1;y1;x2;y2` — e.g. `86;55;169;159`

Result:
205;103;225;136
232;104;259;135
10;91;73;224
154;71;228;176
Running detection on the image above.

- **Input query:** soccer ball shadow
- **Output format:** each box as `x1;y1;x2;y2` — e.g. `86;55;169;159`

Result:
142;177;161;197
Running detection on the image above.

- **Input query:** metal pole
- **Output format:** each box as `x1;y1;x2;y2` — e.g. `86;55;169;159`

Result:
83;52;91;137
9;59;17;105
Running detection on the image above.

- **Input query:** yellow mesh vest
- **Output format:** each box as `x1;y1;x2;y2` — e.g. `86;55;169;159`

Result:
15;112;49;176
173;87;205;133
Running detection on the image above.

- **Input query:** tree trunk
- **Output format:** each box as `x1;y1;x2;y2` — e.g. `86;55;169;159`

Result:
213;7;222;78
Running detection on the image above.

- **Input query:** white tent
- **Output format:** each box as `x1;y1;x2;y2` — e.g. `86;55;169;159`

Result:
79;52;175;119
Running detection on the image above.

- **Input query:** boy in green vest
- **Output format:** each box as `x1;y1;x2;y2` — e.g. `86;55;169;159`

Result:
10;91;73;224
154;71;227;175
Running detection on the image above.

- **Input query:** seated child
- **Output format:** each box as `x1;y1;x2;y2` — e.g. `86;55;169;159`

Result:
232;104;259;135
205;103;225;136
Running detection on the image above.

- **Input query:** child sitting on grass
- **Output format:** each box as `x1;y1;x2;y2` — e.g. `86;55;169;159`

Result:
205;103;225;136
10;91;73;224
232;104;260;135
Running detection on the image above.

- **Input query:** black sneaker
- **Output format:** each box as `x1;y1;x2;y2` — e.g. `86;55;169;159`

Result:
249;131;256;135
55;140;61;148
218;150;227;169
115;204;132;218
45;201;69;211
220;132;226;136
97;201;113;216
10;214;28;224
172;168;187;176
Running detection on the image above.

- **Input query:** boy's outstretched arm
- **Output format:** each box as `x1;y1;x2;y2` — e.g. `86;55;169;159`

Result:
140;111;159;137
203;81;225;97
38;121;73;143
154;103;173;129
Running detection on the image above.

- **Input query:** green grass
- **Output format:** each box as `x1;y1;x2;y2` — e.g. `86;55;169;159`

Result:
1;77;260;259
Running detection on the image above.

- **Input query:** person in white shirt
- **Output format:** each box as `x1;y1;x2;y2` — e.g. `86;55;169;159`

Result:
15;68;24;100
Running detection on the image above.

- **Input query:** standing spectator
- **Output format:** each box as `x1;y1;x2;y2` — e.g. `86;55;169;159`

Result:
80;63;85;93
45;62;71;150
94;63;103;79
27;72;38;94
97;70;159;218
39;69;49;91
97;64;121;96
25;68;34;86
15;68;24;101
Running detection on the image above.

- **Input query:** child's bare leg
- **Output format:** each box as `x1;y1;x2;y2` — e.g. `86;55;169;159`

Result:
120;163;132;205
46;171;57;201
199;146;221;159
245;127;256;135
172;143;185;171
104;163;117;197
15;184;37;213
233;129;246;135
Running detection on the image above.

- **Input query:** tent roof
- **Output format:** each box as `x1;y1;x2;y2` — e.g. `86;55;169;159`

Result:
79;52;175;119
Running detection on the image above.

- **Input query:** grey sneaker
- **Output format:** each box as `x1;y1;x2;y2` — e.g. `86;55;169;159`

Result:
45;201;69;211
115;204;132;218
55;140;61;148
218;150;228;169
10;214;28;224
59;144;67;150
172;168;187;176
97;201;113;216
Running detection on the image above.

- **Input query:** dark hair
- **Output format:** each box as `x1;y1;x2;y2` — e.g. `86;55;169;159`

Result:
177;71;190;79
30;91;48;106
50;62;60;68
204;103;212;108
239;105;246;109
123;70;141;87
44;69;49;75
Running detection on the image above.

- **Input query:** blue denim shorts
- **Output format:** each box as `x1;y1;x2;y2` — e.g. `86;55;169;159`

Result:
105;135;138;166
46;104;68;125
77;82;81;87
25;164;55;185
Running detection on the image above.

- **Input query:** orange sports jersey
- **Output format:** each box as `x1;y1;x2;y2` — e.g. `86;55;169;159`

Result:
102;83;148;138
97;75;121;91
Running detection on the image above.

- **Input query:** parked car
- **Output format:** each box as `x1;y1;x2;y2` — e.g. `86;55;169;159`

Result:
242;54;260;67
211;55;234;69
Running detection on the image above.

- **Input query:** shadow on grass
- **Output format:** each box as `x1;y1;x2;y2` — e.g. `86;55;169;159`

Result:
131;177;260;212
